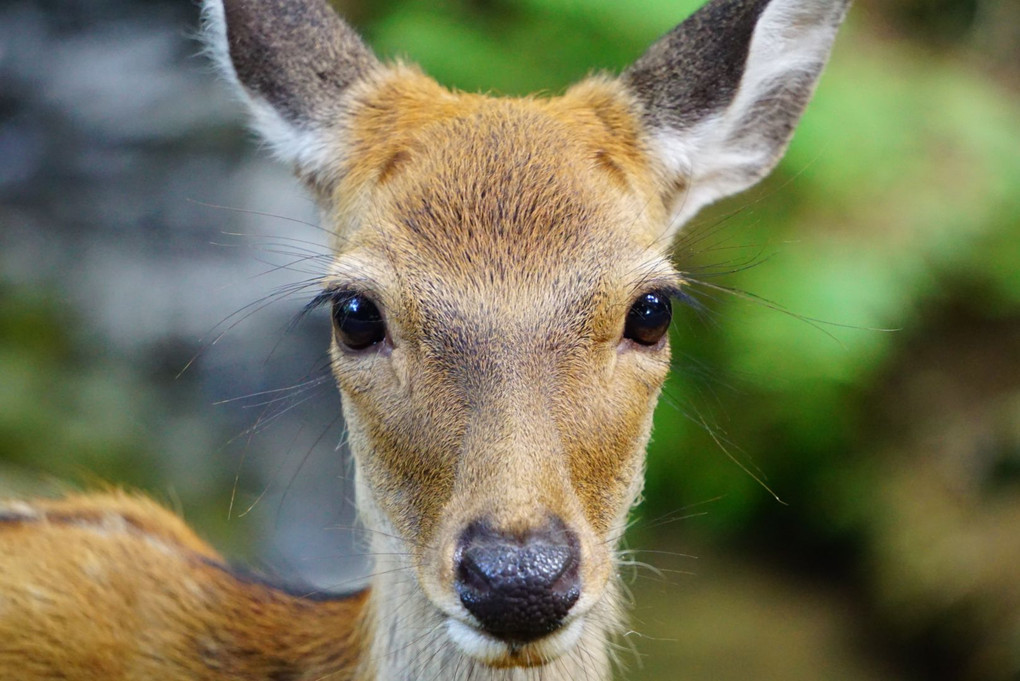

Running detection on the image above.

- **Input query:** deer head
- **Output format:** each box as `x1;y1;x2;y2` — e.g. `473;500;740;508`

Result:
203;0;849;675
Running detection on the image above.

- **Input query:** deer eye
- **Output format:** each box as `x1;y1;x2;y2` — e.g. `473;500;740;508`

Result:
332;293;386;350
624;292;672;346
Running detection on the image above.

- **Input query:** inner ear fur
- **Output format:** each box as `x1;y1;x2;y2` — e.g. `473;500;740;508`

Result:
620;0;851;234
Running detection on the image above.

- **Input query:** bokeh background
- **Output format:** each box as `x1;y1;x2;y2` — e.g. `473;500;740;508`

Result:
2;1;1019;679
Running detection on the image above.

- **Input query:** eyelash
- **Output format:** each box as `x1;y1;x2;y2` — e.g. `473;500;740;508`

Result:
293;287;362;330
304;288;345;313
669;287;699;310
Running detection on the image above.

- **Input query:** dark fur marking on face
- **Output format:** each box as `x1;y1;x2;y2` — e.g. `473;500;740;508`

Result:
593;149;630;189
376;149;412;185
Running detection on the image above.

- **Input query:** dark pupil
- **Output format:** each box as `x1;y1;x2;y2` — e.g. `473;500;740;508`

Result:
332;294;385;350
624;292;672;346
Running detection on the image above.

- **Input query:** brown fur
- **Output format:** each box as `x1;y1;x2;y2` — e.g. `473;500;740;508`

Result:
0;492;366;680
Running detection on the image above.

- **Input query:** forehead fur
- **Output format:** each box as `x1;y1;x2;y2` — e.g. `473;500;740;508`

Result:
335;70;670;281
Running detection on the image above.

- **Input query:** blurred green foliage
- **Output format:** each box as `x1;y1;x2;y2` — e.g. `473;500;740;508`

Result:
355;0;702;94
0;283;255;554
0;284;150;486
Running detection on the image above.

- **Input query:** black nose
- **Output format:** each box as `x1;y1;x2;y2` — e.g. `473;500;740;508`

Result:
454;517;581;643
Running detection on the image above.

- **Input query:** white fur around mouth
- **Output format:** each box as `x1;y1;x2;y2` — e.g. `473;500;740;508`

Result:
445;616;585;667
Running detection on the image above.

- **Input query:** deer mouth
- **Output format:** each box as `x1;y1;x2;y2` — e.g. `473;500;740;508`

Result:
445;614;587;667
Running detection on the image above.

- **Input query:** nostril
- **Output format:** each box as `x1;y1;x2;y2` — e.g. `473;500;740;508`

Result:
454;518;581;643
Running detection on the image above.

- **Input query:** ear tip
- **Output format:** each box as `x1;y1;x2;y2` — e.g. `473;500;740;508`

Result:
204;0;380;117
198;0;236;82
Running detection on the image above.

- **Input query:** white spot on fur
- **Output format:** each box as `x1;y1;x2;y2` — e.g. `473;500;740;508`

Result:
0;501;39;519
446;616;585;666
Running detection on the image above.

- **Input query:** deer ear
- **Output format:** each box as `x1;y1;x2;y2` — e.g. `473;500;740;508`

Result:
621;0;850;234
202;0;381;184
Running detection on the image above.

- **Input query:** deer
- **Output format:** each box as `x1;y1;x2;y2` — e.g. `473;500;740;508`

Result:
0;0;850;678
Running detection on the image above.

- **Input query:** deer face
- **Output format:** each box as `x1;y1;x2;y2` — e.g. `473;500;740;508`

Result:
319;78;677;664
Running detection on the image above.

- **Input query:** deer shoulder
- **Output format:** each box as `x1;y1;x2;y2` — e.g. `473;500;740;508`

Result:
0;493;366;680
